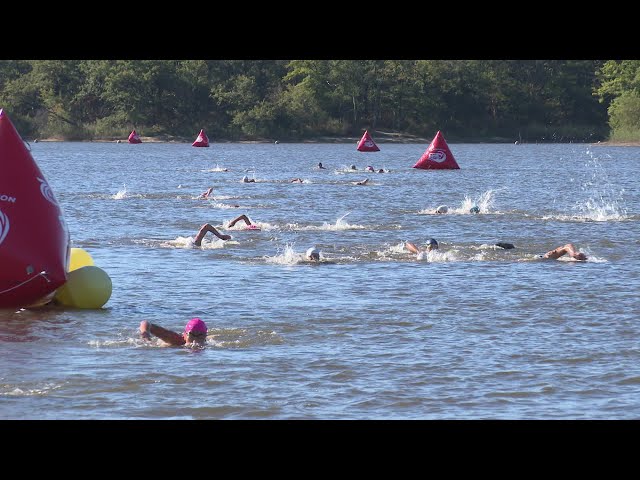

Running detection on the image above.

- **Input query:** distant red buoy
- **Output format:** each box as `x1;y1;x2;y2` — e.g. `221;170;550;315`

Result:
413;131;460;170
356;130;380;152
192;129;209;147
128;129;142;144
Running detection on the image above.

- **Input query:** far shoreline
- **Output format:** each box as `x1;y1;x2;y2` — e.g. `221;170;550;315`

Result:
29;137;640;146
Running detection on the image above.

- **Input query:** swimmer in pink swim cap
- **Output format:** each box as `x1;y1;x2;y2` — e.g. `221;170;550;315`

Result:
140;317;208;346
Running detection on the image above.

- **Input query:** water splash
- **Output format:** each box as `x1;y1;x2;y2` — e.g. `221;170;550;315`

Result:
465;189;497;213
572;149;628;221
203;164;229;172
160;236;232;249
337;211;351;223
265;244;307;265
419;190;498;214
322;212;365;230
209;202;242;209
113;184;127;199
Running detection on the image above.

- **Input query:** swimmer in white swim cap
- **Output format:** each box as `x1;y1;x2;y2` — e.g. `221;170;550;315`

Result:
306;247;320;261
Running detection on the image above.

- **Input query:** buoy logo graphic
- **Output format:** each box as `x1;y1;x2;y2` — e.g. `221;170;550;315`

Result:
428;149;447;162
38;177;58;206
0;210;10;246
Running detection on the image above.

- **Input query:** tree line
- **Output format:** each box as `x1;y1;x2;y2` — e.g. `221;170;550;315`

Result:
0;60;638;143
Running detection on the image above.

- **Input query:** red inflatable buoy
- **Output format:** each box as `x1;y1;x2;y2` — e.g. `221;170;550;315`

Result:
128;129;142;144
0;109;69;309
192;129;209;147
356;130;380;152
413;131;460;170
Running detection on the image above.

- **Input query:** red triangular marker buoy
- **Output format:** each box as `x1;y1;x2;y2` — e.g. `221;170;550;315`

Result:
192;129;209;147
128;129;142;144
356;130;380;152
0;109;69;309
413;131;460;169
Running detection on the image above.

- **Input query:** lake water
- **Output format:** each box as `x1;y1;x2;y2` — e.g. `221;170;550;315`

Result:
1;140;639;419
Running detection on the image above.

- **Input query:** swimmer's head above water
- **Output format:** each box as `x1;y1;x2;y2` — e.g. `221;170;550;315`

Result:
425;238;439;251
306;247;320;261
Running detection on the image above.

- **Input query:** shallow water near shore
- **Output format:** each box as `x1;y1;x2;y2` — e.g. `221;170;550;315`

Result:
1;141;639;419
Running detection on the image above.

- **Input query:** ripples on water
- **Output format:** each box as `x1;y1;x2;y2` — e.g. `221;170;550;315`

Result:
1;142;639;419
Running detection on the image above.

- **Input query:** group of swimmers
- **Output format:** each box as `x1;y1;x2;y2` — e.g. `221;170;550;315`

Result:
404;238;586;262
193;214;322;262
138;240;584;347
434;204;480;214
193;210;587;264
142;161;590;348
202;162;390;192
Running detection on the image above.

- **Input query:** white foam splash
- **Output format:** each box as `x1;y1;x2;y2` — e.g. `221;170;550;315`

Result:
571;150;628;221
264;244;308;265
113;184;127;199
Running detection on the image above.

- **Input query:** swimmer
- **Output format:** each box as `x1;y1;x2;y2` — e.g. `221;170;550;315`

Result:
469;205;480;214
318;162;326;169
139;317;208;347
242;175;256;183
435;205;449;214
353;178;369;185
227;214;258;229
365;165;374;172
198;187;213;199
194;224;231;246
306;247;321;261
405;238;438;259
542;243;587;261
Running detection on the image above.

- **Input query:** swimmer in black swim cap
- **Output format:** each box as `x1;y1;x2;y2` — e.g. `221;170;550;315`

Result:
425;238;439;250
405;238;439;257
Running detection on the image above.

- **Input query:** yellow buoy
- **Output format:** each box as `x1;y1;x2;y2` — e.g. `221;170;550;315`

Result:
54;265;112;309
68;247;95;272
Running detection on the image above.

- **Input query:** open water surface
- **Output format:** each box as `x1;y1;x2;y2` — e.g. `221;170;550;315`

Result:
1;140;639;419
